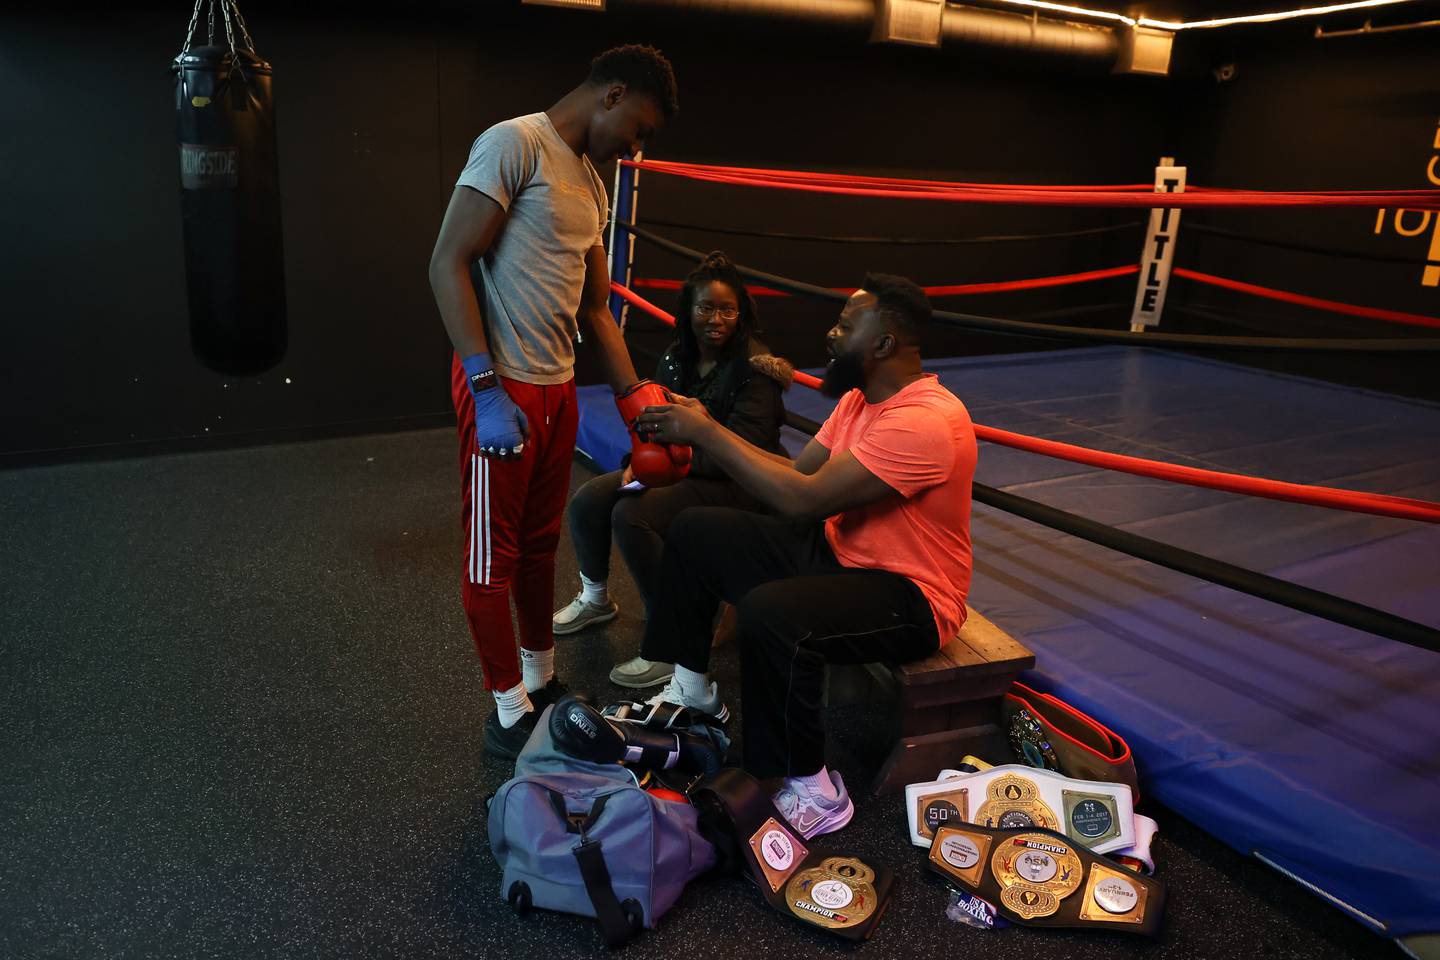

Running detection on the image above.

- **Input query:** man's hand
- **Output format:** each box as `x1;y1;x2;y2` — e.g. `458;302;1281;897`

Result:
636;392;897;521
635;393;718;446
615;381;691;487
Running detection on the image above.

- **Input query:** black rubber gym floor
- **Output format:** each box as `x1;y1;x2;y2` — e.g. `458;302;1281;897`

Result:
0;428;1398;958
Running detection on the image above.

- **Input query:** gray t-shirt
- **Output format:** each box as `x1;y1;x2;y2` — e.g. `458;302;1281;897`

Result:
457;112;608;384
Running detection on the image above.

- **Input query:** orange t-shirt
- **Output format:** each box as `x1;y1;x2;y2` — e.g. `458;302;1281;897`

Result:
814;375;977;643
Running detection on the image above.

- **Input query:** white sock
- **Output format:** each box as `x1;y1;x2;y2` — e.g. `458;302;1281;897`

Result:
579;572;608;606
672;665;711;705
520;646;554;694
791;767;840;801
493;682;534;729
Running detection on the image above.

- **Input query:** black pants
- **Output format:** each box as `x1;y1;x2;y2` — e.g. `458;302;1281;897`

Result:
641;507;939;779
567;470;759;619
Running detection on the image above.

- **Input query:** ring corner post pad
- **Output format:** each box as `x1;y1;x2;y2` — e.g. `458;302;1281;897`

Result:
927;822;1166;937
693;768;894;940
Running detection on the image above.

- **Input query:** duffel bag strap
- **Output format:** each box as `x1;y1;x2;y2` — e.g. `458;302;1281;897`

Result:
573;837;636;949
547;791;637;949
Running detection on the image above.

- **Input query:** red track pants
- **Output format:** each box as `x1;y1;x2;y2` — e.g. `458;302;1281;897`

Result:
451;354;578;692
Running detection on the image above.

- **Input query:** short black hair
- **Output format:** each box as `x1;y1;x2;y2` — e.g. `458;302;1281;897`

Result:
861;272;931;342
588;45;679;119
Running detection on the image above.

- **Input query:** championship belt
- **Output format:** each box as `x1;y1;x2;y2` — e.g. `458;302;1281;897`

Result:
905;764;1136;856
928;822;1166;936
1112;813;1160;875
692;768;893;940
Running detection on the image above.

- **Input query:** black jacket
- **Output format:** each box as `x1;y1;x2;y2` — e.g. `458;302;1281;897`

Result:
653;339;793;480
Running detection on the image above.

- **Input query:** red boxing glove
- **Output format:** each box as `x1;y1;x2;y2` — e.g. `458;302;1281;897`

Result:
615;380;692;488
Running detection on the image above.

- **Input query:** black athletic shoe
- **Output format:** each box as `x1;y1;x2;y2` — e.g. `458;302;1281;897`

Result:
482;679;569;761
483;708;538;761
529;677;570;713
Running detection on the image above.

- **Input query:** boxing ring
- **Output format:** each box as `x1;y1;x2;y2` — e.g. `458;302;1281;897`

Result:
578;157;1440;947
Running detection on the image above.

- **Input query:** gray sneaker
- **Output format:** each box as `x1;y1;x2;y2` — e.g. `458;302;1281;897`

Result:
609;656;675;689
552;593;618;635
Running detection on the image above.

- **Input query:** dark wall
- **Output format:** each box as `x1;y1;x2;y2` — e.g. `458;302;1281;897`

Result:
0;2;1169;464
3;3;1436;465
1162;20;1440;396
2;8;450;462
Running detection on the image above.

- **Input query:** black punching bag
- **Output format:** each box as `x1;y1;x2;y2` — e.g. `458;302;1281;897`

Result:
172;43;286;375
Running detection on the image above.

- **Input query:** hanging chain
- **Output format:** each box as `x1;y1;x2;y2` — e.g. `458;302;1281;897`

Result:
218;0;237;54
177;0;260;72
229;1;257;54
180;0;205;57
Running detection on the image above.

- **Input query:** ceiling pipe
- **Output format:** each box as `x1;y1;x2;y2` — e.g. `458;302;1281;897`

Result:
942;5;1119;58
607;0;874;29
592;0;1129;63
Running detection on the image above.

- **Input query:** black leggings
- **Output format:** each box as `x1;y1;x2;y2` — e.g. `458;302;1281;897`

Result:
641;507;939;779
567;470;760;619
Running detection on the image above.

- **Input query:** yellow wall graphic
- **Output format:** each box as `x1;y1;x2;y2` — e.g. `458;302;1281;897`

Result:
1373;117;1440;288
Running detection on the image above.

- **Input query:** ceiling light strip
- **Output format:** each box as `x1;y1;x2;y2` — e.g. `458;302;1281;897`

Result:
974;0;1420;32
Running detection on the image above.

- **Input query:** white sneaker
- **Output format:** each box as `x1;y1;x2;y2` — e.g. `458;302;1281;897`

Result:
552;593;618;635
646;676;730;724
773;771;855;839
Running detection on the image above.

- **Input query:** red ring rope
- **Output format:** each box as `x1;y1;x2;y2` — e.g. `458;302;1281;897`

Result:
634;159;1155;192
609;281;1440;524
625;159;1440;209
636;266;1440;327
633;264;1140;298
1173;268;1440;330
972;424;1440;523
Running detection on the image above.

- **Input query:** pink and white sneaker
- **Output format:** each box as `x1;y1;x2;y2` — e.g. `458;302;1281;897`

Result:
772;770;855;839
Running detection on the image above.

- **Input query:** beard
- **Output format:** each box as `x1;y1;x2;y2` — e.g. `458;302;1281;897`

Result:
819;349;866;398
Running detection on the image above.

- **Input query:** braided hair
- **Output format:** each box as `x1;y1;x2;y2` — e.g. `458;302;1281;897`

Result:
673;251;759;374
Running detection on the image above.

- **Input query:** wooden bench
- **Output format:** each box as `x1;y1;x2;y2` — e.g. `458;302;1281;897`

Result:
826;604;1034;795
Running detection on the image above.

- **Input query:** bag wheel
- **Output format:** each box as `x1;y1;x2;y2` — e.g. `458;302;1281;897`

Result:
621;898;644;934
507;881;532;917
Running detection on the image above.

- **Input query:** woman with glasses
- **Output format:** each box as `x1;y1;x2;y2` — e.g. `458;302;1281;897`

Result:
554;251;793;689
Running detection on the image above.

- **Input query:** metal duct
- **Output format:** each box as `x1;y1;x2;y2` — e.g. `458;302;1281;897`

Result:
614;0;874;29
942;6;1119;58
601;0;1121;61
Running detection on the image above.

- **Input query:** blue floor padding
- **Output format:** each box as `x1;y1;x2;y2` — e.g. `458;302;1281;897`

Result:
578;347;1440;937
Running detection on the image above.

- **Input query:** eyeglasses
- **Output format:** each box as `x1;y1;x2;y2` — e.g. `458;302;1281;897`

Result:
694;304;740;320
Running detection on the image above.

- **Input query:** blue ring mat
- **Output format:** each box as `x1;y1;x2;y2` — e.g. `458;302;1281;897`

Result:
577;345;1440;938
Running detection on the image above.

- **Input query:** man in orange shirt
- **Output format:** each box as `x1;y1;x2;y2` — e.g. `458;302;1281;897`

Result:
633;274;977;839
